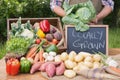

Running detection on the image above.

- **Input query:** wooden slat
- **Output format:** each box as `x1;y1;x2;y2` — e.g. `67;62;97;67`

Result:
109;48;120;55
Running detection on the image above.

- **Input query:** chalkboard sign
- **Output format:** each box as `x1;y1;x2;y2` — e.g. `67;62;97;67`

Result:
65;25;108;54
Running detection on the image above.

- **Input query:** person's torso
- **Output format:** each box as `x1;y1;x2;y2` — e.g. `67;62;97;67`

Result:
67;0;102;14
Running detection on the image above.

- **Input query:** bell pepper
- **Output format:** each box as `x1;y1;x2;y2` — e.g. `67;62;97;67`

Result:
37;29;45;38
20;58;31;73
39;20;50;33
6;58;20;75
45;44;58;53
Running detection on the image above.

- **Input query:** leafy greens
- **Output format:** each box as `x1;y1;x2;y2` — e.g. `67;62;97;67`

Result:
62;0;96;32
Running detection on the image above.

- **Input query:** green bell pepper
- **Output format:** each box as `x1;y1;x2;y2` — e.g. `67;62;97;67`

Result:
20;58;31;73
45;44;58;53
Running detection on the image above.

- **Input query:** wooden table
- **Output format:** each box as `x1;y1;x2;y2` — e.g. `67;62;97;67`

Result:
0;48;120;80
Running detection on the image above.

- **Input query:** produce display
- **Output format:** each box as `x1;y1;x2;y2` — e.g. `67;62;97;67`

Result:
4;17;120;80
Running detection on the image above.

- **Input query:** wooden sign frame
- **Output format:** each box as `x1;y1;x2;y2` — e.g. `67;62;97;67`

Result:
65;25;108;55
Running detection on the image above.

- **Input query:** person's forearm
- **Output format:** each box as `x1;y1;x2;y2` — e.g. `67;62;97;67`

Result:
97;6;113;21
53;5;66;17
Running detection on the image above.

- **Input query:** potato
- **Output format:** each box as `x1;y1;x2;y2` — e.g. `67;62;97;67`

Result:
78;62;84;66
93;62;101;68
84;56;93;62
65;60;76;69
60;52;68;61
79;52;92;58
93;54;101;62
73;62;77;67
69;51;76;61
64;70;76;78
73;65;79;71
84;61;93;68
74;55;84;62
79;65;90;71
77;62;90;70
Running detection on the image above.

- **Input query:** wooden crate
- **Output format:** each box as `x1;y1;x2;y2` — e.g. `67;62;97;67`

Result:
7;17;67;53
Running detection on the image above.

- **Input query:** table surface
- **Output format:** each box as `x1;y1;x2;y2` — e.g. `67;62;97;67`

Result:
0;48;120;80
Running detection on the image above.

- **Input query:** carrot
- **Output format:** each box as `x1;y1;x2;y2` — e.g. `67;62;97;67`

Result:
30;51;37;59
38;47;44;62
105;66;120;77
110;66;120;73
34;53;39;64
26;46;38;58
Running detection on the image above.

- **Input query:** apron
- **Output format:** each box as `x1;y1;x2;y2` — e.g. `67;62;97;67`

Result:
67;0;103;24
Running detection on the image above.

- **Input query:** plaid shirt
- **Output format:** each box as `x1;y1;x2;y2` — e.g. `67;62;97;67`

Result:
50;0;114;11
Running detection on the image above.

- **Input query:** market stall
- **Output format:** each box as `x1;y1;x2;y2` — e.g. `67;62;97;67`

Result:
1;17;119;80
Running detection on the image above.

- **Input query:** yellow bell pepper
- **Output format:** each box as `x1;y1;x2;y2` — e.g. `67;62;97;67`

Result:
37;29;45;38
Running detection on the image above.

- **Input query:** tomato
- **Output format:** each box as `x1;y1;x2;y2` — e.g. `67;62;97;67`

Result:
6;58;20;76
35;39;41;44
52;39;58;45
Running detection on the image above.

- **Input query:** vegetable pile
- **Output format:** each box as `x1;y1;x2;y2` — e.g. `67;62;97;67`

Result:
5;17;120;80
5;17;63;61
5;17;64;76
62;0;96;32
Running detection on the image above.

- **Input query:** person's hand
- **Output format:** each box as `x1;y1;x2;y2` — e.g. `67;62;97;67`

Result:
88;16;98;25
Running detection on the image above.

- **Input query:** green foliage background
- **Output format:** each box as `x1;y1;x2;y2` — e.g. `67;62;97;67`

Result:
0;0;120;46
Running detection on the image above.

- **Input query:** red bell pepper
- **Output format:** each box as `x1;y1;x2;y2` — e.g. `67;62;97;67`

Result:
39;20;50;33
6;58;20;75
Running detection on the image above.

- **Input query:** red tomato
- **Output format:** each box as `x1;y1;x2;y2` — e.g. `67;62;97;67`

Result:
6;58;20;76
35;39;41;44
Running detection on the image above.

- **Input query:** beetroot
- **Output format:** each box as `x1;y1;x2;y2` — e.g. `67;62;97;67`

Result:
45;34;53;42
50;27;57;33
46;63;56;77
53;32;62;41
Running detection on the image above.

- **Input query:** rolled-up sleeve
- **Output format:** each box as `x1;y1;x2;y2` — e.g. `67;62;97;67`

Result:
102;0;114;10
50;0;63;11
